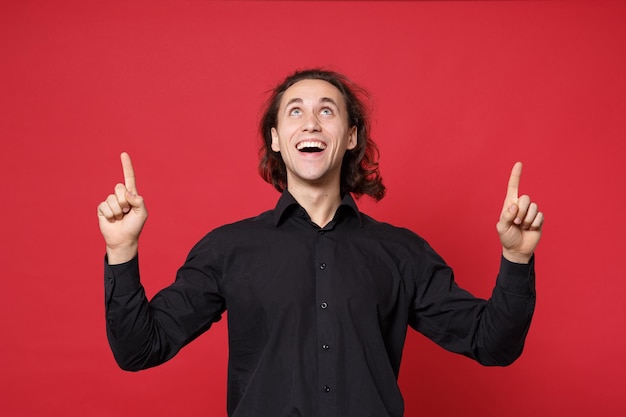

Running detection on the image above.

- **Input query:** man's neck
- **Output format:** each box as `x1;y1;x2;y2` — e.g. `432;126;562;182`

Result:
287;182;342;228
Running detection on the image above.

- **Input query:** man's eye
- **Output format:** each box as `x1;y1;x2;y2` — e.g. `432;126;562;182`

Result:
289;108;302;116
320;108;333;116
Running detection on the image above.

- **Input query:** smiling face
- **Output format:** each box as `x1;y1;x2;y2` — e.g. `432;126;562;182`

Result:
270;79;357;193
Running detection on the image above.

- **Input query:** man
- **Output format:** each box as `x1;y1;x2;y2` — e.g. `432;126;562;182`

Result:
98;69;543;417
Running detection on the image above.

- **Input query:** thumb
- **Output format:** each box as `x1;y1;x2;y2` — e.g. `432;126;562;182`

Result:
125;190;146;212
497;203;518;235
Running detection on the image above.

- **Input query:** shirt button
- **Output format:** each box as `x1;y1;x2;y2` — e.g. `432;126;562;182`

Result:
322;344;330;350
320;302;328;309
323;385;331;393
319;263;326;270
318;230;325;235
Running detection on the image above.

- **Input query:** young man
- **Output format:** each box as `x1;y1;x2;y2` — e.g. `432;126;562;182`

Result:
98;69;543;417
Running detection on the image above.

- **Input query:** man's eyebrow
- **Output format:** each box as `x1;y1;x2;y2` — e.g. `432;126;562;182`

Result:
285;98;303;107
320;97;339;107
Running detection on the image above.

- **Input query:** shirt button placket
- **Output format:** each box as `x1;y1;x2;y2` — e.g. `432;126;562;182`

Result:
315;227;335;411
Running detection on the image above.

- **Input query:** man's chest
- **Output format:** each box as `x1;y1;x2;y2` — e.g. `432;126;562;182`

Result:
220;229;412;325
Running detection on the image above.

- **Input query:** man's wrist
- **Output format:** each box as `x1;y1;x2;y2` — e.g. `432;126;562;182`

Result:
106;243;138;265
502;249;532;264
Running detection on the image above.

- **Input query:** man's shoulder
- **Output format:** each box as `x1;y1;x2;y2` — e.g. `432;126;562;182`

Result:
186;208;277;256
358;212;426;244
211;208;277;235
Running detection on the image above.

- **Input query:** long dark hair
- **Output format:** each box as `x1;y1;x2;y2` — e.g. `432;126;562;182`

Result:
258;69;386;201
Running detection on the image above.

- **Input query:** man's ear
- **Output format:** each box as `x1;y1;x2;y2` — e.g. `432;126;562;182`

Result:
347;126;357;150
271;127;280;152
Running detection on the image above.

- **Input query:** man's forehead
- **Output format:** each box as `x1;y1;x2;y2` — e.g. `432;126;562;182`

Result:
281;79;344;106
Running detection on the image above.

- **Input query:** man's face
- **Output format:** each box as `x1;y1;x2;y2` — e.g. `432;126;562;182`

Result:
271;79;357;191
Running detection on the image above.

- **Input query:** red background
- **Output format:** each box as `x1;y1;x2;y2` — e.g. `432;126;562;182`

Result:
1;1;625;416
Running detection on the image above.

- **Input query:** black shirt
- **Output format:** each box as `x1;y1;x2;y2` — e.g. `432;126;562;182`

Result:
105;191;536;417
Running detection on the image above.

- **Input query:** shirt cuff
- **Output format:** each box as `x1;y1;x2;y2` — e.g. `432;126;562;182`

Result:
496;255;536;296
104;254;142;296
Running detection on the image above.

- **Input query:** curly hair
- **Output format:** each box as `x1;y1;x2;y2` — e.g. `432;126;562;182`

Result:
258;69;386;201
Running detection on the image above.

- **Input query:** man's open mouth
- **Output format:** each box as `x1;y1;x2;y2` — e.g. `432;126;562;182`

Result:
297;141;327;153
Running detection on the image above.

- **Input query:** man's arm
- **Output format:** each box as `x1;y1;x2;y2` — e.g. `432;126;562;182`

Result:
98;153;225;371
411;163;543;365
98;152;152;369
412;245;536;366
467;162;543;363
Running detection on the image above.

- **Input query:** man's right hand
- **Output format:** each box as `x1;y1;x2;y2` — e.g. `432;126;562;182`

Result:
97;152;148;264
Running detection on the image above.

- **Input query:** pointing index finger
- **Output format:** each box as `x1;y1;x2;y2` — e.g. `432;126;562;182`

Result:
120;152;137;193
505;162;522;204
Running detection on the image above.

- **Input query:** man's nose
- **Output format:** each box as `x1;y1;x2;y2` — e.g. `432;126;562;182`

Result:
302;113;321;131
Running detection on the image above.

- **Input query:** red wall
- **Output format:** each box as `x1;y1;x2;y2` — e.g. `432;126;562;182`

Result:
1;1;624;416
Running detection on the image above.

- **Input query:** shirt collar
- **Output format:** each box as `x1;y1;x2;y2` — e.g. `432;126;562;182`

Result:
273;190;363;227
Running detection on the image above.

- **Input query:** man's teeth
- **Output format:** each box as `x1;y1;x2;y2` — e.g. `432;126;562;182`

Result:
297;141;327;151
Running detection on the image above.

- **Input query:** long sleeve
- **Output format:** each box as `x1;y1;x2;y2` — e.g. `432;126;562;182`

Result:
104;248;226;371
410;242;536;366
